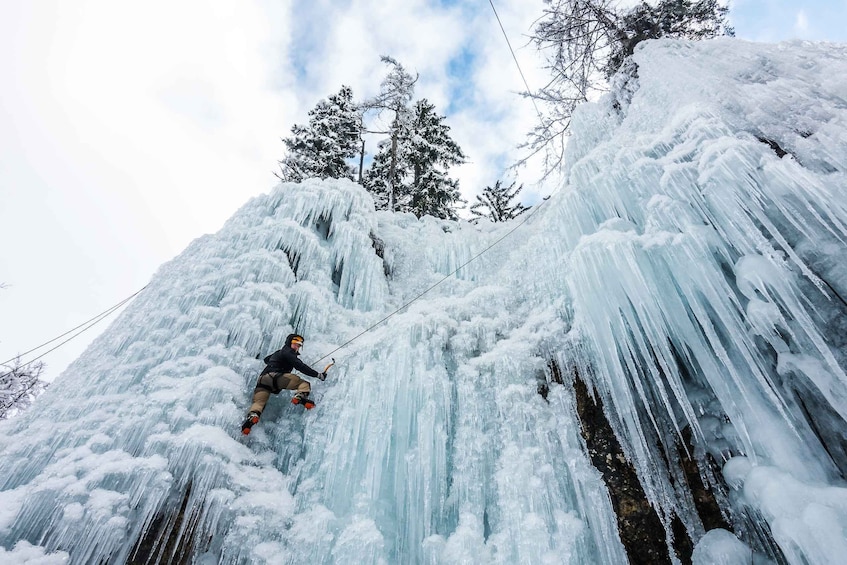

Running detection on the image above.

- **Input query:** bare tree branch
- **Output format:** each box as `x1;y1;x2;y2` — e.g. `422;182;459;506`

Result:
523;0;733;177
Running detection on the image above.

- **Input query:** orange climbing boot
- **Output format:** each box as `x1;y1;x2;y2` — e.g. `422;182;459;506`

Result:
291;392;316;410
241;411;260;435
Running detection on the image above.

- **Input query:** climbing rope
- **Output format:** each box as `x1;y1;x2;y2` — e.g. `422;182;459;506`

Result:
487;0;545;123
0;285;148;379
312;198;550;365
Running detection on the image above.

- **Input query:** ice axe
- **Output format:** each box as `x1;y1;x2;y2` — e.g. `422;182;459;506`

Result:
320;358;335;380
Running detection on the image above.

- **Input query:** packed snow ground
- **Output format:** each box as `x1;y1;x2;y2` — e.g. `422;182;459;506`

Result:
1;38;847;564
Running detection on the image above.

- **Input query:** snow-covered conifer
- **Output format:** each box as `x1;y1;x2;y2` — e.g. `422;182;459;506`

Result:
277;86;363;182
365;99;466;219
362;57;417;211
406;99;466;220
363;139;408;211
469;180;528;222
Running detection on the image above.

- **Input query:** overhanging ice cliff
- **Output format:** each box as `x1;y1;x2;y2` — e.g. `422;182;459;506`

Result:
2;38;847;564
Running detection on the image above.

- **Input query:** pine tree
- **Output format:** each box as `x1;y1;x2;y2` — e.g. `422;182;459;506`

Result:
362;57;418;211
365;98;467;219
406;100;467;220
364;139;409;211
0;358;47;419
361;59;466;219
277;86;363;182
470;180;528;222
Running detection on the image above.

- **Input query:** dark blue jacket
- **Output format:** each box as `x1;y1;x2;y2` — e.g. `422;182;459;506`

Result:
261;345;319;378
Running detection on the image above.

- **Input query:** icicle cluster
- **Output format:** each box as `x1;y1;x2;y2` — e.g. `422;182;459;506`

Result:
550;38;847;562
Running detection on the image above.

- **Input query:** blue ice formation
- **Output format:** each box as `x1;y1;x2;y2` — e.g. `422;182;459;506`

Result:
2;38;847;564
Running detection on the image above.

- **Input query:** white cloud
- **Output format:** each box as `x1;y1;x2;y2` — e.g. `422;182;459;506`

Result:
1;0;298;379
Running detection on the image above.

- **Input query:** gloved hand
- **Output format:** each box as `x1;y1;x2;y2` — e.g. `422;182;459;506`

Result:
318;372;328;381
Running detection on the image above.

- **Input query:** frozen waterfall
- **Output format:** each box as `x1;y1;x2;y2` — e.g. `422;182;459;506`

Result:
2;38;847;564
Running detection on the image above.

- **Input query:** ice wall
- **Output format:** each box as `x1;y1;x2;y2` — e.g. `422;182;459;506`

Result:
0;176;623;565
1;38;846;565
551;38;847;562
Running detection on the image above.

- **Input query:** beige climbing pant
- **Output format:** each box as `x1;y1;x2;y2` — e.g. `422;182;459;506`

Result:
249;372;311;415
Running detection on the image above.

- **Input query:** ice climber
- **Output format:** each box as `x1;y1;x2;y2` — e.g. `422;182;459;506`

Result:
241;333;327;435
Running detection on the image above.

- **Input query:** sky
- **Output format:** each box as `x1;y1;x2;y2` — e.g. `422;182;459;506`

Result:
1;0;846;384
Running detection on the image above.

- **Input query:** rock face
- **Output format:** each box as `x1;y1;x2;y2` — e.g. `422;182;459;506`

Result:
128;484;196;565
555;361;717;563
567;363;790;565
571;371;677;564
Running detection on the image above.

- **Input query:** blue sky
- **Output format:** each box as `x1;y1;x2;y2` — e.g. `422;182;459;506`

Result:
1;0;845;383
731;0;847;42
